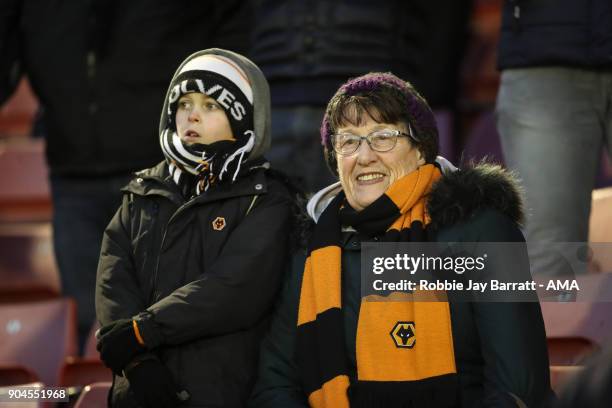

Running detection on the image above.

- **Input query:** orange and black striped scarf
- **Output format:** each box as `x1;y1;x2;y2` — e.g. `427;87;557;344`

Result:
296;164;458;408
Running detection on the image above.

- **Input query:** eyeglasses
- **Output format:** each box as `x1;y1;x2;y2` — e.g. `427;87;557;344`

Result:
331;126;419;156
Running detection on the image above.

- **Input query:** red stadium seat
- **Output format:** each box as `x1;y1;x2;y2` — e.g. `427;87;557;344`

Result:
0;78;38;138
73;382;111;408
0;299;77;386
541;274;612;349
549;366;584;396
547;337;599;366
0;223;60;302
0;365;39;386
0;139;51;222
59;321;110;403
59;359;112;394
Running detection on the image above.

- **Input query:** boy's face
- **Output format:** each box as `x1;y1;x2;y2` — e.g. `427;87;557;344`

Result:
176;93;235;145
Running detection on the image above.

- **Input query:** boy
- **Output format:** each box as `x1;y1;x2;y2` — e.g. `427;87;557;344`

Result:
95;49;293;408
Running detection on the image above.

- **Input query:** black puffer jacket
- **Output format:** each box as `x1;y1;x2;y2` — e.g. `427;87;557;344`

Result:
498;0;612;69
96;162;293;407
250;164;553;408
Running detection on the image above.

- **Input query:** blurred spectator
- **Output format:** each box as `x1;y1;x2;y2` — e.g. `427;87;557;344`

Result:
555;344;612;408
496;1;612;277
250;0;472;193
0;0;250;348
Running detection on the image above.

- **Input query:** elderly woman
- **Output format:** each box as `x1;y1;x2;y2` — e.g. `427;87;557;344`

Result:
250;73;552;408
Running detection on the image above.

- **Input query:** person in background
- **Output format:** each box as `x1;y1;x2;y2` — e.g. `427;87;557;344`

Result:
496;0;612;278
250;72;552;407
95;48;295;408
0;0;250;347
250;0;471;193
555;343;612;408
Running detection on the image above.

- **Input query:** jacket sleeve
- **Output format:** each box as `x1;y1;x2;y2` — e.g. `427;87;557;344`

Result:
471;210;552;408
249;253;309;408
135;189;293;347
0;0;22;104
95;194;147;326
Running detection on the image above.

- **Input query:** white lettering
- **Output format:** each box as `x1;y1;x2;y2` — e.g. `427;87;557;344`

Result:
372;257;384;275
217;89;235;109
230;102;246;121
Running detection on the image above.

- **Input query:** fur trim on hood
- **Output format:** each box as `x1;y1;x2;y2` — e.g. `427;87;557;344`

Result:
426;162;525;231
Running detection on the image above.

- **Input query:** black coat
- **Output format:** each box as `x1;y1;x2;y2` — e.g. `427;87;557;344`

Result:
96;162;294;407
0;0;249;176
249;164;553;408
497;0;612;69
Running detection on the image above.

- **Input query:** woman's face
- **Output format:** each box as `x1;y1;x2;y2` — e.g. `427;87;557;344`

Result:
336;113;424;211
175;92;235;145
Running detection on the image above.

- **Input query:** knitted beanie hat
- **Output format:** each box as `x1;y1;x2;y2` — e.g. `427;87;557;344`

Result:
164;54;254;138
160;53;257;193
319;72;439;176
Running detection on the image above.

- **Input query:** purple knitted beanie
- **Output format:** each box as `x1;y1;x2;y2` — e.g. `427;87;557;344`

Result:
320;72;438;175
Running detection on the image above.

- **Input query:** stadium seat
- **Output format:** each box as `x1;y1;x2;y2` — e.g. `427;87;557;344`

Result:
0;299;77;386
0;78;38;138
59;359;112;401
547;337;599;366
59;320;110;403
73;382;111;408
541;274;612;348
0;365;39;386
0;223;60;302
549;365;584;395
0;138;51;222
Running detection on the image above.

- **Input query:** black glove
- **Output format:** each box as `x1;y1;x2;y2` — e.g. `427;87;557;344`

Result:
125;357;189;408
96;318;144;374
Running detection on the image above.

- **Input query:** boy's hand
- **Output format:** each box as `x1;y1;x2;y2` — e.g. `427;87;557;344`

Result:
125;357;189;408
96;318;144;374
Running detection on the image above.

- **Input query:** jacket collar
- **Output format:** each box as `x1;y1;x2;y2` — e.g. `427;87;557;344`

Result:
426;162;525;231
122;161;268;205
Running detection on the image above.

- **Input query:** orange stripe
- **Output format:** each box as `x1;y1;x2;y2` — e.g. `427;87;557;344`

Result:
132;320;146;347
386;165;428;208
308;375;350;408
297;246;342;325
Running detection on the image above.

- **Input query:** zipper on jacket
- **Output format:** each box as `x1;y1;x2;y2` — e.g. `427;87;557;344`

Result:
145;170;263;302
149;194;202;302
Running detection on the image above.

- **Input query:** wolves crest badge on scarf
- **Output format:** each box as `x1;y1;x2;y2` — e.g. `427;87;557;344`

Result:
212;217;226;231
391;321;416;348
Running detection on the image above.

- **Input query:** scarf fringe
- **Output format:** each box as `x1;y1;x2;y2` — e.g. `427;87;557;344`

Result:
220;130;255;182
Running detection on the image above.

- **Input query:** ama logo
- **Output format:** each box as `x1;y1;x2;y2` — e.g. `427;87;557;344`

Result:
390;321;416;348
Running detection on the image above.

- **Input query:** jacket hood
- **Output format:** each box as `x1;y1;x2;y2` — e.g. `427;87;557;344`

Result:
426;162;525;231
306;160;524;230
158;48;271;161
